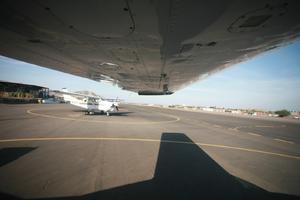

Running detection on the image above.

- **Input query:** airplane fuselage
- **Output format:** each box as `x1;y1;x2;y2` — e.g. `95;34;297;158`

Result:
62;94;117;114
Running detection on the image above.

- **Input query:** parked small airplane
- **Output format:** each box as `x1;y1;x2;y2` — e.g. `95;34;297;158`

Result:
53;89;120;116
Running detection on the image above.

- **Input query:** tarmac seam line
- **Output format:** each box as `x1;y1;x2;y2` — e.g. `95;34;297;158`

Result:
0;137;299;160
273;138;294;144
26;109;180;125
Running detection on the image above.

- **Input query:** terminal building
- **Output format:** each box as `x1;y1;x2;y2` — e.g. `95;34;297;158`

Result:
0;81;49;103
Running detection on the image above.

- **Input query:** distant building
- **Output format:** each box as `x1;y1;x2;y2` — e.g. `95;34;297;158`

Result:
231;110;242;114
202;107;214;112
0;81;49;103
214;108;225;112
291;111;300;119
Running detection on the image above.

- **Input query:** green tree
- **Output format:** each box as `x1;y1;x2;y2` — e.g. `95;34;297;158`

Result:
275;110;291;117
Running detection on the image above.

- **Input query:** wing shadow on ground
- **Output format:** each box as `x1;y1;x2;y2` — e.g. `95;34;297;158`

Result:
0;133;299;200
0;147;36;167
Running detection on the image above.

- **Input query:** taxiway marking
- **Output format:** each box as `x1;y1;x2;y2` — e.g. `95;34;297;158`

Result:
0;137;299;160
274;138;294;144
247;132;262;137
255;125;286;128
27;109;180;125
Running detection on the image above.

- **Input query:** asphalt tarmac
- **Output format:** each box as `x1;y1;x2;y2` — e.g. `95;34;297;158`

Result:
0;103;299;200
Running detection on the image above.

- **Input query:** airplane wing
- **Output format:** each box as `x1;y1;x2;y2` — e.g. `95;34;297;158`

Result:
52;90;101;100
0;0;300;95
103;98;122;102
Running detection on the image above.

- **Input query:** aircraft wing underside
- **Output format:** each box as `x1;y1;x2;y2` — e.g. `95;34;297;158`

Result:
0;0;300;95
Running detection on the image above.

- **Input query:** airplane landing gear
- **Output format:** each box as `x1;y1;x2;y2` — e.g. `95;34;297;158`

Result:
86;111;94;115
106;112;110;116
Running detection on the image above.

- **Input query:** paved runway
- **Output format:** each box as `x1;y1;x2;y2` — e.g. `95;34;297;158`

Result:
0;103;299;199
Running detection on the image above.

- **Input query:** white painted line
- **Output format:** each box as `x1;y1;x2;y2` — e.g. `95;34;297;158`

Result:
274;138;294;144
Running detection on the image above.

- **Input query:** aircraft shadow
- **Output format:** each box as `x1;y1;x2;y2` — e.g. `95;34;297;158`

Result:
0;133;299;200
107;112;133;116
0;147;36;167
72;109;133;116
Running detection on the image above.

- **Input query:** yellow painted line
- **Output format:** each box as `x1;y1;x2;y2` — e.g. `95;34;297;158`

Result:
0;137;299;160
255;125;286;128
247;132;262;137
255;125;274;128
274;138;294;144
0;137;161;143
27;109;180;125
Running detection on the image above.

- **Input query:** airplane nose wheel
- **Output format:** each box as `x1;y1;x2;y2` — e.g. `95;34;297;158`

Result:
106;112;110;116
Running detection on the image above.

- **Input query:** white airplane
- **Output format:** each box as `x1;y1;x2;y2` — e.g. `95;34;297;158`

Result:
54;89;120;116
0;1;300;95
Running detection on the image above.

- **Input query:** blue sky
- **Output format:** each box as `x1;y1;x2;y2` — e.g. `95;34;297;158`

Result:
1;40;300;111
